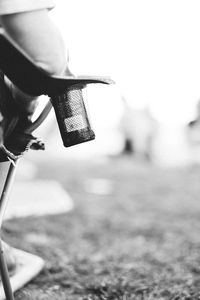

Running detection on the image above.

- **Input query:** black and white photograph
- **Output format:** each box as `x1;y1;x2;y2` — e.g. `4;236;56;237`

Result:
0;0;200;299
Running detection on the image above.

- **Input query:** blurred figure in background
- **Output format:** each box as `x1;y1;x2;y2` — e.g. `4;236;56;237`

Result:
186;100;200;144
120;99;158;161
186;100;200;164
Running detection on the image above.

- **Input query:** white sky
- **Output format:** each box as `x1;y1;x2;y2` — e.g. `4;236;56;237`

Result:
50;0;200;124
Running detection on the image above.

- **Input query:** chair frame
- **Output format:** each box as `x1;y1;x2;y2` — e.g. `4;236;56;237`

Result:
0;101;52;300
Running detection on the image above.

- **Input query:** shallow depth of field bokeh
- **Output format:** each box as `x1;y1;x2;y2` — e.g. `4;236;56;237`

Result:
3;155;200;300
4;1;200;299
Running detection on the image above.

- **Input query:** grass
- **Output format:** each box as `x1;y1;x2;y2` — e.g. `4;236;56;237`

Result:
3;156;200;299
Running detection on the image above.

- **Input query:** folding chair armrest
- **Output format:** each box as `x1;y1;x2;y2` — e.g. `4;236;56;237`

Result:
0;34;113;96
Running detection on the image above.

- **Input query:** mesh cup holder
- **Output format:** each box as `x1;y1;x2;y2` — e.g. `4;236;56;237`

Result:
51;84;95;147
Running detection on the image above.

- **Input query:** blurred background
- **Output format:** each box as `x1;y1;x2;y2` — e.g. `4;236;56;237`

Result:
29;0;200;168
6;1;200;298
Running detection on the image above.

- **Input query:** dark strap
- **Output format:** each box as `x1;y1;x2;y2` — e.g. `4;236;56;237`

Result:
0;71;19;140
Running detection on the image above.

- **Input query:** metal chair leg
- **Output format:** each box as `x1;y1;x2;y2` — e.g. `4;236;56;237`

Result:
0;159;19;300
0;239;14;300
0;160;19;228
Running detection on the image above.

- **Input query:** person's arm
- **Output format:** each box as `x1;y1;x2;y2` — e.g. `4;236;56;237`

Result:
0;9;67;75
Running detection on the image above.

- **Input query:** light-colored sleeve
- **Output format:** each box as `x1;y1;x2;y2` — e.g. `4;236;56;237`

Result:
0;0;55;15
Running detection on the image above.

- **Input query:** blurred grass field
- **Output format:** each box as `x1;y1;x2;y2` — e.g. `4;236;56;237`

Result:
3;156;200;299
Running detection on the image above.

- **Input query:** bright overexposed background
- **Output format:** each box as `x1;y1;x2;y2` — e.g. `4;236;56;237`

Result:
35;0;200;166
50;0;200;121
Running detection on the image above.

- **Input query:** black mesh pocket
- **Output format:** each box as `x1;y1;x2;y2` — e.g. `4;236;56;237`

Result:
51;84;95;147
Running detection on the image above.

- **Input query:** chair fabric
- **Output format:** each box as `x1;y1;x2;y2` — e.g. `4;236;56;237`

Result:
0;71;44;162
